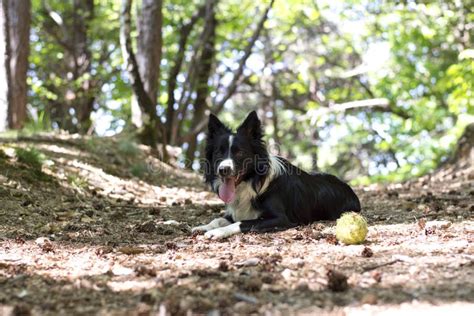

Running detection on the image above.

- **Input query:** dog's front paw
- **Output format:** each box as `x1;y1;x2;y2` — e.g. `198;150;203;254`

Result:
191;225;210;233
204;228;228;240
204;223;241;240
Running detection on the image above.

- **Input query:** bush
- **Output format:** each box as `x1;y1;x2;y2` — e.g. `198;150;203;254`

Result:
15;147;45;170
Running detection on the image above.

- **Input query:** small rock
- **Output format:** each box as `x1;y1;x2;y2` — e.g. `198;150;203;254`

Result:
281;268;293;281
35;237;54;252
288;258;305;269
233;301;258;314
325;234;338;245
111;265;134;276
326;269;348;292
361;247;374;258
235;258;260;267
218;261;229;272
134;265;156;277
371;271;382;283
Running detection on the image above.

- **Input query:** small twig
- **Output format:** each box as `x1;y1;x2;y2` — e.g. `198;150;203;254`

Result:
362;259;402;272
234;293;258;304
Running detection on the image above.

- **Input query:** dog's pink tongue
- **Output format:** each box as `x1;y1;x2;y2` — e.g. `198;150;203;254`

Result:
219;178;236;203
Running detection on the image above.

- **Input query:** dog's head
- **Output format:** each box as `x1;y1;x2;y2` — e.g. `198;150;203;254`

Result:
203;111;269;203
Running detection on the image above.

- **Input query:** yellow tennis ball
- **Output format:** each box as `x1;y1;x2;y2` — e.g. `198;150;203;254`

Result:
335;212;368;245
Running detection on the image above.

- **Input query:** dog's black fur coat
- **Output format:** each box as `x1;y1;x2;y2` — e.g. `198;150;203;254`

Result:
201;111;361;235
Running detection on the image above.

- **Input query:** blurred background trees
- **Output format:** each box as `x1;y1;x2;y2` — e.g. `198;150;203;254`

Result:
0;0;472;183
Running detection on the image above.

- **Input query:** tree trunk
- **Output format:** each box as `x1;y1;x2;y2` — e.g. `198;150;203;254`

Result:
120;0;164;151
0;0;10;132
137;0;162;111
71;0;94;134
131;0;163;132
0;0;30;131
184;2;217;169
165;4;207;145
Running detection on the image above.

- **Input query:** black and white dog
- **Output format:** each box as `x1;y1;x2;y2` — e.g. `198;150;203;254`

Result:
192;111;361;239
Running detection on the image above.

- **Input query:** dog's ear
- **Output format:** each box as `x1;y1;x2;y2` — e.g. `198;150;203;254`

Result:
237;111;262;139
208;113;227;137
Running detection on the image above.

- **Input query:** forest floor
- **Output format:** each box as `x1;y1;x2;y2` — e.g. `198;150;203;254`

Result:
0;133;473;315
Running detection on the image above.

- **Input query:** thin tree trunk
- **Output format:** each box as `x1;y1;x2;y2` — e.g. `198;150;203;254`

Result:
165;5;206;144
0;0;9;132
41;0;94;134
0;0;10;132
7;0;29;129
0;0;30;131
72;0;94;134
184;2;216;169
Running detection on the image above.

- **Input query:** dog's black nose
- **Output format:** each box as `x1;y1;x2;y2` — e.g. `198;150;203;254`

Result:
218;165;232;177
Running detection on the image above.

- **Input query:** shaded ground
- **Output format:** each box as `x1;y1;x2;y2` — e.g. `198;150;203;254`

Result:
0;133;473;315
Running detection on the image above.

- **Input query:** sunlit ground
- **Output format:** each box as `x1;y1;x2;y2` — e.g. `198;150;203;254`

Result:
0;135;473;314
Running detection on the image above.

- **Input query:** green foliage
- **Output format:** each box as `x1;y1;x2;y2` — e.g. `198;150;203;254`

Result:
130;162;149;178
15;147;46;170
21;0;473;183
67;174;88;190
23;110;52;133
117;139;141;157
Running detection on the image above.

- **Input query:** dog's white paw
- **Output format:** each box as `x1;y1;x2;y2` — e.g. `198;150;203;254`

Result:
204;222;242;240
191;225;210;233
204;229;227;240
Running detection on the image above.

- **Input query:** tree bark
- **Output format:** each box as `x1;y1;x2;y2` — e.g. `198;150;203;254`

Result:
184;1;217;169
121;0;165;151
132;0;163;130
71;0;94;133
0;0;10;132
0;0;30;131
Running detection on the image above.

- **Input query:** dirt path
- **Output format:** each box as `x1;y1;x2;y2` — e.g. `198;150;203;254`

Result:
0;136;473;315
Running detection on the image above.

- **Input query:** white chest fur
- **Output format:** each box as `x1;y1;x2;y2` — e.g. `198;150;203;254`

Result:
226;181;260;221
224;155;286;222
